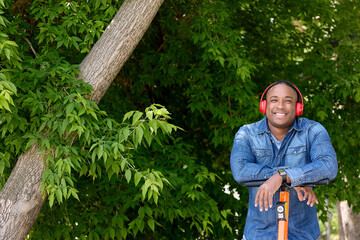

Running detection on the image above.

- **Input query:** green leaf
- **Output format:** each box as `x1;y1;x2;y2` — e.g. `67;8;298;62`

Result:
70;189;80;201
146;109;153;120
4;48;11;60
144;206;152;217
94;0;101;9
0;98;11;112
65;102;75;116
316;110;328;121
122;110;134;122
141;179;151;201
120;158;127;171
134;171;142;186
112;162;120;174
149;119;157;134
138;207;145;219
148;219;155;232
56;188;63;203
125;169;131;183
49;193;55;208
355;89;360;102
132;111;143;125
98;144;104;160
153;192;158;205
0;159;5;174
107;119;113;129
135;126;144;145
2;81;17;94
109;228;115;239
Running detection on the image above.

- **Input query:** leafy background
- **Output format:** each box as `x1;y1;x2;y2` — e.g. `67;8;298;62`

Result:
0;0;359;239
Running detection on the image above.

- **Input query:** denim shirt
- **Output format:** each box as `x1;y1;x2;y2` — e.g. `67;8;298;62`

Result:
230;117;337;240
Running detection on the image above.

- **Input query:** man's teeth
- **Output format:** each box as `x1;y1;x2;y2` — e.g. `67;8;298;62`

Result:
275;113;285;115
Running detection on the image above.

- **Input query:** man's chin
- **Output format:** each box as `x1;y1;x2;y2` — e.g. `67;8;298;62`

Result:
268;118;294;129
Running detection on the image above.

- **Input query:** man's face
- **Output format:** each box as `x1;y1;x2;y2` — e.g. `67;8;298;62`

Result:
265;84;297;131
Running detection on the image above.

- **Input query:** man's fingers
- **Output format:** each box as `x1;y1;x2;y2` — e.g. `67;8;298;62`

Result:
258;191;265;211
314;195;319;205
255;188;265;211
255;188;263;207
264;194;269;211
308;192;316;207
268;192;273;209
300;186;319;207
294;187;304;201
302;187;309;200
255;174;283;212
307;192;312;206
255;191;260;207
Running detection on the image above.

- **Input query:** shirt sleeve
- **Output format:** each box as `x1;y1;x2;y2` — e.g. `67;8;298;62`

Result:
230;128;276;184
285;122;338;187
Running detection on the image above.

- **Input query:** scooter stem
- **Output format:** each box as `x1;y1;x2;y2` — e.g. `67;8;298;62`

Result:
277;186;290;240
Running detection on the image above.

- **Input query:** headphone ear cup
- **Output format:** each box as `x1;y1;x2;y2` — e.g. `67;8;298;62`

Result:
296;102;303;116
259;100;267;114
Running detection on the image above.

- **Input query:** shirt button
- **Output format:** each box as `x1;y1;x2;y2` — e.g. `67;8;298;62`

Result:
277;155;280;157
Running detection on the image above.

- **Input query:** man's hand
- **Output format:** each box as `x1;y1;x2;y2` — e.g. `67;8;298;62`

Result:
254;173;282;211
294;186;319;207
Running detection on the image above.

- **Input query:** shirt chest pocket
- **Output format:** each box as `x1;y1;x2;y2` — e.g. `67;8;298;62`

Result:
252;149;272;167
284;146;307;166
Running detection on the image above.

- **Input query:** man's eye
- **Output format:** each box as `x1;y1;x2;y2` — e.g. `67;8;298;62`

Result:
271;100;278;103
285;100;292;103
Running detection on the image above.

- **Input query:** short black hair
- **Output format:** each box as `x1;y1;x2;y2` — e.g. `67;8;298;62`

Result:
266;81;301;103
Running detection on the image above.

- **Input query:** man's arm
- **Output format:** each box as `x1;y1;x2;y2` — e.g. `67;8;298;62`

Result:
230;130;276;184
254;170;319;211
285;122;338;187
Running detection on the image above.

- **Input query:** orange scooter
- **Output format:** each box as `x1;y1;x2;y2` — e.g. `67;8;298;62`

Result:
244;179;328;240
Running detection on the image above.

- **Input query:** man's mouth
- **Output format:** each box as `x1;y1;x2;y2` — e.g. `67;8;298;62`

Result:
273;112;286;116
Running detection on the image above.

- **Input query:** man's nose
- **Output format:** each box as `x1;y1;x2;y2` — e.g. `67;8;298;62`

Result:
277;100;285;108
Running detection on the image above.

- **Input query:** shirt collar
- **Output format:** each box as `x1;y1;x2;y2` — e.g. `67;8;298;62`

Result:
257;116;303;135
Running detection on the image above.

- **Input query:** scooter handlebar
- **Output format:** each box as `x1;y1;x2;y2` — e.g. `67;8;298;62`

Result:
243;179;329;188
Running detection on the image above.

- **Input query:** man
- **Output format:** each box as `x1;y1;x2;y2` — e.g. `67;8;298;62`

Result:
230;81;338;240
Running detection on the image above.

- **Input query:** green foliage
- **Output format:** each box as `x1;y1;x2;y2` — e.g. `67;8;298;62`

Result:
1;0;360;239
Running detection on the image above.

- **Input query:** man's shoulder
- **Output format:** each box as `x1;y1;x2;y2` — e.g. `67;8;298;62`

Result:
297;117;325;131
236;118;265;136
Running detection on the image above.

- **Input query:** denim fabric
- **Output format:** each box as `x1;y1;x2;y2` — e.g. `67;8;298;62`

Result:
230;117;338;240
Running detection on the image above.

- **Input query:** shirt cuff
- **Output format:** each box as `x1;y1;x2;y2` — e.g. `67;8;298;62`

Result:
284;168;304;187
285;167;324;187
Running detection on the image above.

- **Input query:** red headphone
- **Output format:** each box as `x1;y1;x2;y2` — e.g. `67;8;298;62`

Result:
259;82;304;116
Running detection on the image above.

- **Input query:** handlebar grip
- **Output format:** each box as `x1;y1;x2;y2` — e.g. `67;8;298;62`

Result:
244;180;266;187
299;179;329;187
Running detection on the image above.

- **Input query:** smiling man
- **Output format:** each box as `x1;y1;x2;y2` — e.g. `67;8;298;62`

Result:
230;81;338;240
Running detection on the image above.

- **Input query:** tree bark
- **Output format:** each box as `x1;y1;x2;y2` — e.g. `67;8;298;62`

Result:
79;0;164;104
337;201;345;240
0;0;163;239
0;145;46;239
337;200;360;240
325;199;331;240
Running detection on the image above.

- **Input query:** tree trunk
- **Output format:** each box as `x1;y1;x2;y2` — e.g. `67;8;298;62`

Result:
337;201;345;240
0;145;46;239
0;0;163;239
337;200;360;240
325;199;331;240
79;0;164;104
